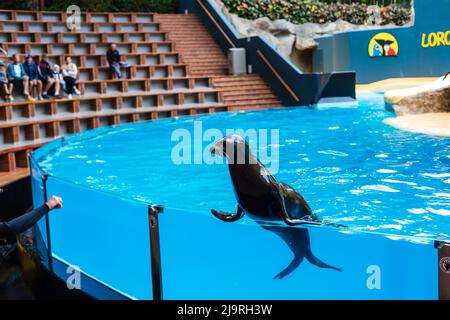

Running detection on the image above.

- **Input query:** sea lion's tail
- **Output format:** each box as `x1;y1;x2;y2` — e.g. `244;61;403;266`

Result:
305;252;342;272
273;251;342;279
273;255;305;280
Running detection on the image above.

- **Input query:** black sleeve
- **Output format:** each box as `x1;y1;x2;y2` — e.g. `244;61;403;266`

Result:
106;50;113;64
0;204;49;237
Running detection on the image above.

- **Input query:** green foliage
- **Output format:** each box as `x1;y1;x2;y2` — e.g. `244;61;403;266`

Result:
380;4;411;25
45;0;114;11
321;0;411;8
0;0;33;10
222;0;411;26
0;0;176;12
111;0;176;13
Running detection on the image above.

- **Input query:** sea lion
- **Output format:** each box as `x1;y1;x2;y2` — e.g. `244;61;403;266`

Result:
210;134;342;278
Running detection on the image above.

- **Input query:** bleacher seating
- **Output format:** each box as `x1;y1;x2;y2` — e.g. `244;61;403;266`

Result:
0;10;281;183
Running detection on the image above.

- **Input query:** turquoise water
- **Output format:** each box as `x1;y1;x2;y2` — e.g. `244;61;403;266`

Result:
36;93;450;240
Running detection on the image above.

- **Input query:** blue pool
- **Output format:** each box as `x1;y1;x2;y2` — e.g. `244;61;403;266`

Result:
30;92;449;299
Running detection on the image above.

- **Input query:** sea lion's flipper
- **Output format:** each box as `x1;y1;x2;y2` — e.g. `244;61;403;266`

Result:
279;182;313;214
305;252;342;272
263;225;341;278
262;225;308;279
273;254;305;279
211;206;244;222
273;183;319;226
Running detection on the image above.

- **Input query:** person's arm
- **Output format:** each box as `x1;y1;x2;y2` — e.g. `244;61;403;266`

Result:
0;196;63;237
22;64;30;77
0;205;49;237
20;64;26;77
47;64;54;78
106;50;113;64
37;63;44;79
32;64;38;79
61;65;68;77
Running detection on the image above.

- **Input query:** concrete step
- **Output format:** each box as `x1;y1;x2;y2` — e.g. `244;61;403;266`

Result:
156;14;282;110
223;93;277;101
223;89;274;96
213;75;264;81
184;54;226;59
226;102;281;110
190;65;229;70
213;81;268;88
224;100;279;107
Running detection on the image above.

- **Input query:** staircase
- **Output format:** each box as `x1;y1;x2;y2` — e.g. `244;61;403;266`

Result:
156;14;228;76
0;10;281;185
156;14;282;111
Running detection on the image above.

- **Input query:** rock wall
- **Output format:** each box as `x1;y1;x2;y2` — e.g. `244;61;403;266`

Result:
390;78;450;115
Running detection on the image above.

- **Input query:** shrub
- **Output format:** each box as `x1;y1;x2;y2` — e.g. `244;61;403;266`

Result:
0;0;176;12
221;0;411;26
0;0;33;10
380;4;411;25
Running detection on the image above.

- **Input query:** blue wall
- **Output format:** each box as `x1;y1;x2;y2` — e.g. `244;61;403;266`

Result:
178;0;356;106
313;0;450;83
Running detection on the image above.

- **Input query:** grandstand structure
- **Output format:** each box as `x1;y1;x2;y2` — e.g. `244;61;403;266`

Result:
0;10;281;186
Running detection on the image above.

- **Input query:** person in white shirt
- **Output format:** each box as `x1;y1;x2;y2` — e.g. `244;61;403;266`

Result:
53;64;66;92
61;56;79;99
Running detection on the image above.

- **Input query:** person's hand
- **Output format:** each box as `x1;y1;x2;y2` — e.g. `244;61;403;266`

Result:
46;196;63;210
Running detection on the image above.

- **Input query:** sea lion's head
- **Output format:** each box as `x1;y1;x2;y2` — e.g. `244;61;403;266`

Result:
210;135;254;164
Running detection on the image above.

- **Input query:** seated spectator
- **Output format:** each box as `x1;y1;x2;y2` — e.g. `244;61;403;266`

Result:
23;54;43;100
61;56;79;99
38;54;60;99
7;53;34;101
0;61;13;101
106;43;130;79
53;64;66;93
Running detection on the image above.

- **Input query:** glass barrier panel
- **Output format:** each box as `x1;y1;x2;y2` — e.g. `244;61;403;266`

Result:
45;175;152;300
158;208;438;299
30;155;49;265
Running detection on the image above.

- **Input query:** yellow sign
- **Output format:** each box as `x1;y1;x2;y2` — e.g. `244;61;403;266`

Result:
368;32;399;57
421;31;450;48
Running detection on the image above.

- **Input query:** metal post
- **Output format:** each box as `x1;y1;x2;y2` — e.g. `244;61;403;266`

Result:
42;173;53;272
435;240;450;300
148;204;164;300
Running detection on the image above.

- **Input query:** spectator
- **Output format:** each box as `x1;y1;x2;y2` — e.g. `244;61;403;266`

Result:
61;56;78;99
38;54;60;99
7;53;34;101
53;64;66;93
23;54;43;100
0;61;13;101
106;43;130;79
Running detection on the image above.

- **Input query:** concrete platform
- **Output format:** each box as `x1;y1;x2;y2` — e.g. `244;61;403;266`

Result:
383;113;450;137
356;77;439;93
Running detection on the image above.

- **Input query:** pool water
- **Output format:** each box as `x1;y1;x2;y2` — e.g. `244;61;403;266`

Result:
36;93;450;240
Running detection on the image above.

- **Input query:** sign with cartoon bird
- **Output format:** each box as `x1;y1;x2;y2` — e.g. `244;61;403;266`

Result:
368;32;399;57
